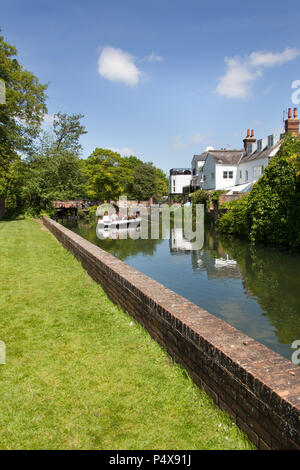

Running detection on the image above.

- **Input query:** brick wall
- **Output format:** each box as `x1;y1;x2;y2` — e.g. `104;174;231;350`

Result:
42;216;300;450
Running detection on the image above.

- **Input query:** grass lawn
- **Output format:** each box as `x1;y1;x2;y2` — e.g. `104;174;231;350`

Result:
0;219;254;450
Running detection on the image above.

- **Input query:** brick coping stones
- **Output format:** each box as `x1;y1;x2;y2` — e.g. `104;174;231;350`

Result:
42;216;300;450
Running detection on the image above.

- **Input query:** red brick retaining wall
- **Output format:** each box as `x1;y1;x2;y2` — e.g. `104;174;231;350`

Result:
42;216;300;450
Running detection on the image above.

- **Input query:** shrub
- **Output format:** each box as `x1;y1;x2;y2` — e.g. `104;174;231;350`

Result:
218;196;249;237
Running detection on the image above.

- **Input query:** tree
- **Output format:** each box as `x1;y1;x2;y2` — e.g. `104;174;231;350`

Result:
53;112;87;154
154;168;169;200
16;151;86;215
128;162;157;201
5;112;88;215
84;148;131;201
0;30;48;196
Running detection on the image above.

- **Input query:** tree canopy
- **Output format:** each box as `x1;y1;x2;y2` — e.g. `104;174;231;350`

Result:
0;30;48;196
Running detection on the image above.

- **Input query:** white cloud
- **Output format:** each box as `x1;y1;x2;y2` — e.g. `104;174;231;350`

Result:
98;46;141;86
249;48;300;67
216;47;300;99
171;135;187;149
144;52;164;62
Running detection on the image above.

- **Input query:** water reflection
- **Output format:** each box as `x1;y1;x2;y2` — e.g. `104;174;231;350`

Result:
66;221;163;260
63;219;300;360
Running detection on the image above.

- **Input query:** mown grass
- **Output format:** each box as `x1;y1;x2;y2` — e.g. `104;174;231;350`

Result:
0;219;254;450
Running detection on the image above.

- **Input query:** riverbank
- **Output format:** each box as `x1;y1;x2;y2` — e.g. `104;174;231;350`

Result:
0;219;253;450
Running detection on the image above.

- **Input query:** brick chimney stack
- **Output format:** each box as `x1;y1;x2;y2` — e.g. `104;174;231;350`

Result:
243;129;256;152
285;107;299;135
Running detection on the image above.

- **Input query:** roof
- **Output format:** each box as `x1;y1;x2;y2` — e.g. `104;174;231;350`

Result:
225;182;254;194
208;150;244;165
193;152;208;161
170;167;191;171
240;140;281;163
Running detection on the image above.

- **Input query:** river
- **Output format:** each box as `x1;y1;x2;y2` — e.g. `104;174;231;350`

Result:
63;219;300;362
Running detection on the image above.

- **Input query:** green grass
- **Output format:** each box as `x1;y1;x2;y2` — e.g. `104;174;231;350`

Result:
0;219;254;450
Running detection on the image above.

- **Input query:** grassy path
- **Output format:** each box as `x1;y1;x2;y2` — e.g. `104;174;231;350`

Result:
0;219;254;450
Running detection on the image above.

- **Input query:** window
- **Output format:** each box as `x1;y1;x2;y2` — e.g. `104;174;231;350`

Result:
253;166;263;178
268;135;274;148
173;180;176;192
257;139;262;151
193;168;196;176
203;175;206;182
228;171;233;179
240;170;242;179
223;171;228;178
211;172;215;179
246;170;248;181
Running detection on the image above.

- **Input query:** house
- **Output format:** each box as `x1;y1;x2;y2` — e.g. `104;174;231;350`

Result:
169;168;191;200
189;107;299;194
191;153;209;191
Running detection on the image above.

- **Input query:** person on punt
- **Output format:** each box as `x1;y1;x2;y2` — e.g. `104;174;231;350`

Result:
110;209;119;222
103;211;111;224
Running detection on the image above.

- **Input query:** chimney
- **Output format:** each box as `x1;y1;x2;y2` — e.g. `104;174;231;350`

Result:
243;129;256;152
285;107;299;135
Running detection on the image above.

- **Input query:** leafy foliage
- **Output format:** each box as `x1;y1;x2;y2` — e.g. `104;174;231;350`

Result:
190;189;210;207
0;30;48;195
84;148;132;201
218;196;249;237
53;112;87;154
5;113;87;215
85;150;168;202
219;135;300;247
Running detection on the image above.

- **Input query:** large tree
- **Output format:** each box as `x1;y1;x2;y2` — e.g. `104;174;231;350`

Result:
53;112;87;154
128;161;157;201
84;148;132;201
0;30;48;195
6;112;87;214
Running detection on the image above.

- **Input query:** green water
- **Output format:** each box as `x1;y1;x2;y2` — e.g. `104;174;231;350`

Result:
64;220;300;361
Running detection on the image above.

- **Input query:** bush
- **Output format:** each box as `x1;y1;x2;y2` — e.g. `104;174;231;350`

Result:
191;189;210;207
218;196;249;237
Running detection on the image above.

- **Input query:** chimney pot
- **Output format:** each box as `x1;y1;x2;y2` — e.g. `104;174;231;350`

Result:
285;106;299;135
251;129;254;137
247;129;250;137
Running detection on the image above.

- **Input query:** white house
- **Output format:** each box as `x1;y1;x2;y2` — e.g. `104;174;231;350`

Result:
169;168;191;197
200;149;244;191
172;107;299;196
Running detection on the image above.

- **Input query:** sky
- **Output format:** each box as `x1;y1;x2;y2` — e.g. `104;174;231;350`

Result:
1;0;300;173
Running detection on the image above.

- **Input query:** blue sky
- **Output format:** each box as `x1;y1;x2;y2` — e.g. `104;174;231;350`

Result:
1;0;300;172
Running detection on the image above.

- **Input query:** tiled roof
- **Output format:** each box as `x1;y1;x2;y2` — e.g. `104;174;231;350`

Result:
240;141;281;163
208;150;244;165
193;152;208;161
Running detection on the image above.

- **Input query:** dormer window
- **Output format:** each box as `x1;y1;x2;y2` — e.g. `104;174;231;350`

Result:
247;143;252;155
257;139;262;151
268;135;274;148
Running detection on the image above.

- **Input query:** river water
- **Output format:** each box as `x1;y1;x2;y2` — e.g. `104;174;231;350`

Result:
64;219;300;361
